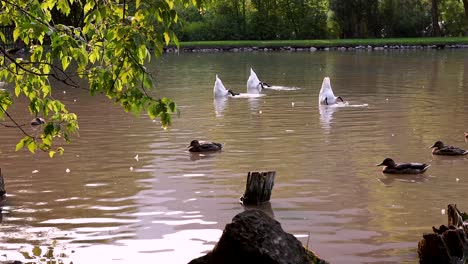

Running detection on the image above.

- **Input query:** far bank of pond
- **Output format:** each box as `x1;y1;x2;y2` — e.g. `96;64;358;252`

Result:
167;37;468;52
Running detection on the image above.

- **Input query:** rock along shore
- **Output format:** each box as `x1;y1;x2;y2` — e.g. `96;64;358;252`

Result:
166;44;468;53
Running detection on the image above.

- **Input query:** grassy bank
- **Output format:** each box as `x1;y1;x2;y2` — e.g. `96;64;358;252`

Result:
178;37;468;49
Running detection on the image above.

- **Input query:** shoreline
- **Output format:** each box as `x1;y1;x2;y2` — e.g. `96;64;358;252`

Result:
165;43;468;53
165;37;468;53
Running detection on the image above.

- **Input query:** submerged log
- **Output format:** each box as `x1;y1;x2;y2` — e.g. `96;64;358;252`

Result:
0;168;5;197
240;171;275;205
188;209;328;264
418;204;468;264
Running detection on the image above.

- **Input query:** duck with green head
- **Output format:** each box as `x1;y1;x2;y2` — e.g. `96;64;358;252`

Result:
377;158;431;174
188;140;223;153
430;141;468;156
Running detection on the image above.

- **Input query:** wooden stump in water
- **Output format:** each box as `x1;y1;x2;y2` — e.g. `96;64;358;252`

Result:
0;168;5;197
418;204;468;264
240;171;275;205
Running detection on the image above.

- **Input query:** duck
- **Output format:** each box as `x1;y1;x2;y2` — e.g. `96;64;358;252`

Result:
464;132;468;139
318;77;344;105
430;141;468;156
30;117;45;127
213;75;239;98
188;140;223;152
377;158;431;174
246;68;270;94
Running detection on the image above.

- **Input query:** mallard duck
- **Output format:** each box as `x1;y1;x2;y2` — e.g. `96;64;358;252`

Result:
30;117;45;127
188;140;223;152
430;141;468;156
246;68;270;94
377;158;431;174
318;77;344;105
213;75;238;98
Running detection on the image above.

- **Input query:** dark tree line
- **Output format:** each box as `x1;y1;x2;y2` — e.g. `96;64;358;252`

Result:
175;0;468;41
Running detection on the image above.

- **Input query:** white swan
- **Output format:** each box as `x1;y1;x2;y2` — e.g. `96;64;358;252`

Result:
246;68;270;94
213;75;238;98
318;77;344;105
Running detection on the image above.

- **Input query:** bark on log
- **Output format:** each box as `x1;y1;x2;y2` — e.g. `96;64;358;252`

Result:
240;171;275;205
418;204;468;264
188;209;328;264
0;168;5;197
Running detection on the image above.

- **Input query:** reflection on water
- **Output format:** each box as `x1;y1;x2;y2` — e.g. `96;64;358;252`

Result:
1;50;468;263
319;105;338;133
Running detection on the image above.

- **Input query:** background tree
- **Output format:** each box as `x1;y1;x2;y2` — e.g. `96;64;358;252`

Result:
0;0;204;156
439;0;466;36
431;0;442;36
277;0;328;39
329;0;380;38
459;0;468;35
380;0;432;37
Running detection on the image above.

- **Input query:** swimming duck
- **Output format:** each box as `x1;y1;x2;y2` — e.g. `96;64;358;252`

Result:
246;68;270;94
430;141;468;156
213;75;238;98
377;158;430;174
30;117;45;127
188;140;223;152
318;77;344;105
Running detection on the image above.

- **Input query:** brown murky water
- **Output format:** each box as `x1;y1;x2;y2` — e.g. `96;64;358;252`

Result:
1;50;468;263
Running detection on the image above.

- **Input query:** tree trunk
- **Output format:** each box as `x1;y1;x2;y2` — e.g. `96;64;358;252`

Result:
462;0;468;36
431;0;441;36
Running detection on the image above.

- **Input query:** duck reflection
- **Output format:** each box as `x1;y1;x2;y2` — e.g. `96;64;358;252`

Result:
378;174;429;185
189;152;219;161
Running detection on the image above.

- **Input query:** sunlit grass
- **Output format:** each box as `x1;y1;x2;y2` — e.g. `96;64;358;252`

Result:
179;37;468;48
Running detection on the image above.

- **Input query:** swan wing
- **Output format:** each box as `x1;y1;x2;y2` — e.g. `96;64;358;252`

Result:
247;68;261;94
318;77;337;105
214;75;229;98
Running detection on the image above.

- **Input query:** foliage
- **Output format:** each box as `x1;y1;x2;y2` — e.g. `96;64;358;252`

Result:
0;0;204;156
329;0;381;38
440;0;467;36
176;0;468;40
379;0;432;37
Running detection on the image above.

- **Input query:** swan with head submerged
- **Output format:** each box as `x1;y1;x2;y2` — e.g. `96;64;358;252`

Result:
246;68;270;94
213;75;239;98
318;77;344;105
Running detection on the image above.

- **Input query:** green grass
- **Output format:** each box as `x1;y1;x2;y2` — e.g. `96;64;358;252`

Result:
178;37;468;48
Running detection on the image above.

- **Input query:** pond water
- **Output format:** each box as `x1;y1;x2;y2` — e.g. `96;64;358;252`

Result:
1;50;468;263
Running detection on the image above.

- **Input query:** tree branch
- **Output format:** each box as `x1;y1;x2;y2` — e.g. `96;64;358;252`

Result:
0;104;34;138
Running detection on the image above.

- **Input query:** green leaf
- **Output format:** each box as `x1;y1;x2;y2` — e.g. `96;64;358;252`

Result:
27;139;37;153
48;150;56;158
12;27;20;42
15;137;27;151
84;1;95;14
57;0;71;15
32;246;42;257
14;85;21;97
163;32;170;45
61;56;71;70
